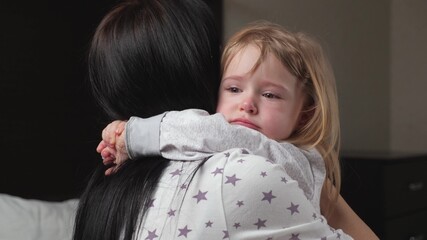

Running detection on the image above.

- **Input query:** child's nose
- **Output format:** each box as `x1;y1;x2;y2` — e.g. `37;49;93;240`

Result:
240;99;258;114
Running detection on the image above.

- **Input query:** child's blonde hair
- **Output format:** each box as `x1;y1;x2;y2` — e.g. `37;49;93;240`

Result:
221;20;341;200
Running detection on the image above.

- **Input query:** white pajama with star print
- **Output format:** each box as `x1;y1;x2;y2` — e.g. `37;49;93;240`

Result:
137;148;351;239
126;109;326;214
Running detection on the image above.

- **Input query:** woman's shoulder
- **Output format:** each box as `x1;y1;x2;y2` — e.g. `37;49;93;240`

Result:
210;148;350;239
218;148;300;195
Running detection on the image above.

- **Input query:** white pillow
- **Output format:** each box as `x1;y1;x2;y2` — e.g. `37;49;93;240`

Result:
0;194;78;240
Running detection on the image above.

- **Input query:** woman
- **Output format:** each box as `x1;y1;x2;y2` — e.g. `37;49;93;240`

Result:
73;0;352;239
73;0;220;239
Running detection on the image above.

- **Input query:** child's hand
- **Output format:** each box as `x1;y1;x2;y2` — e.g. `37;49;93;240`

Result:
97;120;129;175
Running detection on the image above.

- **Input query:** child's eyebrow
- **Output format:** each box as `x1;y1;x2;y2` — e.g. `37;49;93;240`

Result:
221;75;244;82
261;81;289;93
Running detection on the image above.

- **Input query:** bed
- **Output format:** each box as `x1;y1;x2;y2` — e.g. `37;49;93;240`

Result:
0;194;78;240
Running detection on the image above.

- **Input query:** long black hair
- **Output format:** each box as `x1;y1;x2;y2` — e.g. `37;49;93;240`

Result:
73;0;220;239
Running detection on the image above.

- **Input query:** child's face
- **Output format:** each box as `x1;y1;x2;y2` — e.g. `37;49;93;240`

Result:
216;44;306;141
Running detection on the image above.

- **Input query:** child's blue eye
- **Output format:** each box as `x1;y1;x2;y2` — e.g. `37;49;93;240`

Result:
262;93;279;99
227;87;241;93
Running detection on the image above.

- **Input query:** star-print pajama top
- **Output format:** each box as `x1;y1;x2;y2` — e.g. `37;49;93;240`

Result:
135;148;351;239
127;109;326;214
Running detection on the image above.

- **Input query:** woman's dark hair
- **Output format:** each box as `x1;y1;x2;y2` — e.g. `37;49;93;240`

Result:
73;0;220;239
89;0;219;119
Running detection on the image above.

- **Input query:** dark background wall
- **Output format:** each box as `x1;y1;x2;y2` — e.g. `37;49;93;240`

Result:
0;0;222;201
0;0;117;201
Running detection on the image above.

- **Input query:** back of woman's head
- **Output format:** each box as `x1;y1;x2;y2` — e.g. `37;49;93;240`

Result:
74;1;220;240
89;0;220;120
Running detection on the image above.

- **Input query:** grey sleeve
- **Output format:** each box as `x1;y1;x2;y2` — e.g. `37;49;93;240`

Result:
125;109;276;160
159;109;271;160
159;109;320;203
125;113;166;159
126;109;320;203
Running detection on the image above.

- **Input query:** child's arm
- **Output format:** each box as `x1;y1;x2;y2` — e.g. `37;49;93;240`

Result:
100;109;322;211
101;109;315;172
127;109;306;163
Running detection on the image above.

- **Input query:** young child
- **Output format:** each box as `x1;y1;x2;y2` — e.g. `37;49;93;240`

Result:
100;19;338;208
99;20;378;239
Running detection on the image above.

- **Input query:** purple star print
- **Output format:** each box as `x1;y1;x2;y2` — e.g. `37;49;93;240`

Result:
205;221;213;227
241;149;249;154
260;171;267;177
281;176;288;183
170;169;181;177
211;167;224;176
193;190;208;203
225;174;241;186
236;200;244;207
254;218;267;229
178;225;192;238
223;230;229;239
287;202;300;215
289;233;300;240
262;190;276;204
167;209;176;217
233;223;241;229
146;198;155;208
145;229;158;240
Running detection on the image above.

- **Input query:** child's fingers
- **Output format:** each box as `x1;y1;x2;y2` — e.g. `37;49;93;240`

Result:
100;146;115;158
102;121;121;146
101;130;115;147
115;121;127;135
101;120;127;149
96;140;108;153
101;147;116;165
102;156;115;165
